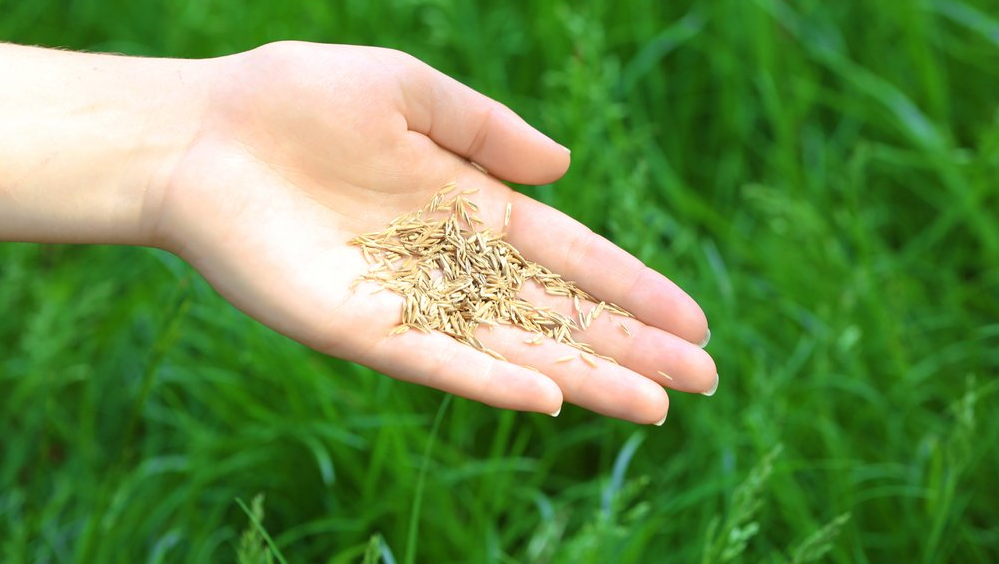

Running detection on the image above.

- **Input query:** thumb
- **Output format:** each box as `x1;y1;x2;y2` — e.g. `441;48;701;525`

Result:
398;54;571;185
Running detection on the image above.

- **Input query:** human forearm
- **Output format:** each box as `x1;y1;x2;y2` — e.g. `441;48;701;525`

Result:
0;43;212;245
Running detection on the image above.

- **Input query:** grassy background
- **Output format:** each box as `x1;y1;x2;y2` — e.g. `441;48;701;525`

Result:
2;0;998;562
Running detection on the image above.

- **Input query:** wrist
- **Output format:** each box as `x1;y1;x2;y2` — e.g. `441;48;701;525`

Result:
128;55;218;249
0;45;215;247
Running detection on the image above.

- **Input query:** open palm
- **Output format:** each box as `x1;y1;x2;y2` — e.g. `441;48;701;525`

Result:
155;42;715;423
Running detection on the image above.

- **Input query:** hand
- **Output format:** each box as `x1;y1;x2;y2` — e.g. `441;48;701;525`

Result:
0;41;716;423
156;42;718;423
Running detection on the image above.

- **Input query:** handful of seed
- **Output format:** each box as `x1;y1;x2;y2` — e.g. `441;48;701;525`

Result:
349;184;634;364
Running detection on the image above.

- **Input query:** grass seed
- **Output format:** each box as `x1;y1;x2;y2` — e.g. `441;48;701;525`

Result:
349;185;638;362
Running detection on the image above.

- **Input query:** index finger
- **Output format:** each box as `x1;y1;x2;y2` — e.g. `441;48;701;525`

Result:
505;191;709;344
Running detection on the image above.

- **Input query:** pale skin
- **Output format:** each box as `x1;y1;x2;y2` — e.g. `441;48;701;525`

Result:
0;41;717;424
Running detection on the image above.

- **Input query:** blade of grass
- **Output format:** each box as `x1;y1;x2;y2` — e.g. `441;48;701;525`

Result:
236;497;290;564
403;394;452;564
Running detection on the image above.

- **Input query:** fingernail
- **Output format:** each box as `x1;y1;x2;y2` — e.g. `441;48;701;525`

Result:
698;328;711;348
549;406;562;417
561;145;571;154
701;374;719;397
653;414;667;427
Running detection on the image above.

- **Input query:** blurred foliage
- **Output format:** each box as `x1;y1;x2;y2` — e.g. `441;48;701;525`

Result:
1;0;998;562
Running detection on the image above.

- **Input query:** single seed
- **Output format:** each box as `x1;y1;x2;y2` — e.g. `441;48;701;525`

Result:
580;353;597;368
593;301;606;319
657;370;675;381
504;202;512;228
555;355;574;363
606;303;634;318
484;348;508;362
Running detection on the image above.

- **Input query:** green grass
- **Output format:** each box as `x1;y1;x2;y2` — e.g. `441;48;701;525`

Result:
2;0;998;562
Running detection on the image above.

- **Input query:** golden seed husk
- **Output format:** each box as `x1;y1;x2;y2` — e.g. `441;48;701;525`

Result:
349;185;637;362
